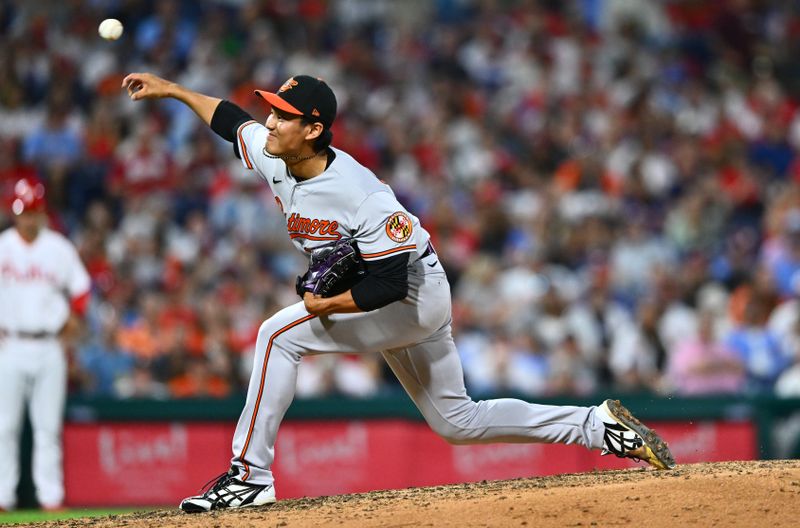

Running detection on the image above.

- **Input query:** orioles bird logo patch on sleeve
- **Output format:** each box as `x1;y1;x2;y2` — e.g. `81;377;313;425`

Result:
386;212;413;242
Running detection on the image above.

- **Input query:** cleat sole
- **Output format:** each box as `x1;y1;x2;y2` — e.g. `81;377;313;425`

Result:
604;399;676;470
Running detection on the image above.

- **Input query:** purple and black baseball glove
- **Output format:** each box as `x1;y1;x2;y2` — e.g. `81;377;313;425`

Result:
296;238;366;298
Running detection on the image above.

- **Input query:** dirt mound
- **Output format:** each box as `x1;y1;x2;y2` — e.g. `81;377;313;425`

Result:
35;460;800;527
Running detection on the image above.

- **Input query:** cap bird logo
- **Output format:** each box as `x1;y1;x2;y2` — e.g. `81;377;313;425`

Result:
279;78;299;92
386;212;413;243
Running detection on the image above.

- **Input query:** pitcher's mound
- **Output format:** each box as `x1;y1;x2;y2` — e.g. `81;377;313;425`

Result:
44;460;800;527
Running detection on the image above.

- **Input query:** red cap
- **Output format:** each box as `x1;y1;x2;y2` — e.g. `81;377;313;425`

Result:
11;177;46;215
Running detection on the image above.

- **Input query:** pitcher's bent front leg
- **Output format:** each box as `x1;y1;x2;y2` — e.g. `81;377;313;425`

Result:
230;305;316;484
229;296;446;485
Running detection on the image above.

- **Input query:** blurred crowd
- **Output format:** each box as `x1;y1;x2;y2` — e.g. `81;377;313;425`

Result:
2;0;800;400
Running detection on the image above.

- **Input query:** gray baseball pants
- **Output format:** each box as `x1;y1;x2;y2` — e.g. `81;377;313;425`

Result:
230;257;606;484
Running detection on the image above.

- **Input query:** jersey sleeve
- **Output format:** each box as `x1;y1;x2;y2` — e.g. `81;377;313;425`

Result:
64;241;91;298
353;191;418;261
235;121;285;184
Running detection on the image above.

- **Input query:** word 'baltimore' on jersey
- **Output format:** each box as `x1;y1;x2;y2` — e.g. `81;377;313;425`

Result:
286;213;341;241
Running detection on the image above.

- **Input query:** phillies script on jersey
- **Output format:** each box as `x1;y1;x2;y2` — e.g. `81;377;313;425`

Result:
1;262;60;285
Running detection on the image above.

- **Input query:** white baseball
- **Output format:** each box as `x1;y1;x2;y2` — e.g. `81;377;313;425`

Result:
98;18;123;41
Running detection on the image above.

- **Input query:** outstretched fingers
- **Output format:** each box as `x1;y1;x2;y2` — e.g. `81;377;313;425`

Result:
122;73;144;100
121;73;162;101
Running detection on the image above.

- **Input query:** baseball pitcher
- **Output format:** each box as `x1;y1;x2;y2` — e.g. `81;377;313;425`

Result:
121;71;675;513
0;178;91;511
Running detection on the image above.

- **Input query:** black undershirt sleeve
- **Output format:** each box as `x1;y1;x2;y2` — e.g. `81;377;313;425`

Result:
210;100;253;157
350;253;410;312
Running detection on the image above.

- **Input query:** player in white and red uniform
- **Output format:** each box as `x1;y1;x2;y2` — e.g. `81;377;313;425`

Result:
0;178;91;511
122;71;675;513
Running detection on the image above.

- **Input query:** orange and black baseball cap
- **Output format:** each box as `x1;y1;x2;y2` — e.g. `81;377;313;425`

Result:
255;75;337;129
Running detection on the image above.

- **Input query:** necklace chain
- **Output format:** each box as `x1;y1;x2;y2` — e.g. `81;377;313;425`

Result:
262;148;323;162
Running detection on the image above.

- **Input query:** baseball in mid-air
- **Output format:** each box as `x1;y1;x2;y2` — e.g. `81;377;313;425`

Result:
98;18;123;41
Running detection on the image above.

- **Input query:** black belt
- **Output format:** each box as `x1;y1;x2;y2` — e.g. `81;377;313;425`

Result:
0;329;57;340
417;240;436;261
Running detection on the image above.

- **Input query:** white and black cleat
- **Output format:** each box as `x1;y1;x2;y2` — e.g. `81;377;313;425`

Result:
180;469;276;513
598;399;676;470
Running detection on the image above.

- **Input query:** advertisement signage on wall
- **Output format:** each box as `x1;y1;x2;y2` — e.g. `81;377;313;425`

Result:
63;419;756;506
64;423;234;505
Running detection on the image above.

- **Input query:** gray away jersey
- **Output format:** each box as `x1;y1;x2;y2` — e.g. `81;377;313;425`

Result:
236;120;431;262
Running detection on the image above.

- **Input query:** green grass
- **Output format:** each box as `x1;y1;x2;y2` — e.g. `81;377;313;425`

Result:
0;508;157;525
